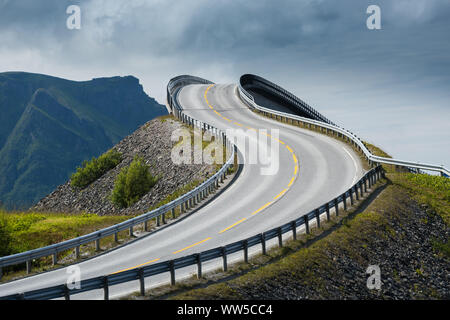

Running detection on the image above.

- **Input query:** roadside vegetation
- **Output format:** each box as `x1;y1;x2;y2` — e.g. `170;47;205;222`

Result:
71;149;122;189
111;156;159;208
0;210;128;259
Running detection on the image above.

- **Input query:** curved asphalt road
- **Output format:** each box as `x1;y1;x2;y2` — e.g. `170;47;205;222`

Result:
0;83;364;299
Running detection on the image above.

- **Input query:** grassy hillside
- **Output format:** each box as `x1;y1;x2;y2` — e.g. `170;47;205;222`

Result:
0;72;167;209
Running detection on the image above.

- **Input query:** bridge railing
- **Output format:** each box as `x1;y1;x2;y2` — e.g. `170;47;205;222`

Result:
237;75;449;177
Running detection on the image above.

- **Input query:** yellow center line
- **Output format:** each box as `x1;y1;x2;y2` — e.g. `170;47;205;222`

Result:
172;237;212;255
219;217;247;234
203;85;299;233
251;201;274;215
111;258;160;275
274;188;288;200
288;176;296;187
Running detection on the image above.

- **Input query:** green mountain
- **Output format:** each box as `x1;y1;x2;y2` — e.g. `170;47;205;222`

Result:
0;72;167;209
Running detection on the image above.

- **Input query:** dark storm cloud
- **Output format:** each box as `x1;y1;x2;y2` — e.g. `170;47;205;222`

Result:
0;0;449;167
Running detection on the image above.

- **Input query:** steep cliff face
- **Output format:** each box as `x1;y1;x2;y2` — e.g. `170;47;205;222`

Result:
0;72;167;209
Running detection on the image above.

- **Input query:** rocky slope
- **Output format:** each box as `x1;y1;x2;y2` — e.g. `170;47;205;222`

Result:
33;116;216;215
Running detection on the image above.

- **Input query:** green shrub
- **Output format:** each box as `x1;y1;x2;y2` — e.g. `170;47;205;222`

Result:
0;214;12;257
111;156;159;208
71;149;122;189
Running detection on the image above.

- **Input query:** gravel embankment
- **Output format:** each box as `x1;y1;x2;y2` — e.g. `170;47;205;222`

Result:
33;117;216;215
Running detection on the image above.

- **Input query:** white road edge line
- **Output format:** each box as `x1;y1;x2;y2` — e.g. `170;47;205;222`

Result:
342;147;358;186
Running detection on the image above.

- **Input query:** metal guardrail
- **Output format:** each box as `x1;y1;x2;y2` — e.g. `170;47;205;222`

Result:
240;74;335;125
0;165;384;299
0;76;235;278
238;75;450;177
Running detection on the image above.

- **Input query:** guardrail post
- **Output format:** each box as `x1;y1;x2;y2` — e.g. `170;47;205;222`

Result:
0;267;3;281
139;268;145;296
243;240;249;263
196;254;202;279
103;276;109;300
26;260;31;274
304;215;310;234
349;188;354;206
114;232;118;243
222;247;228;272
172;208;176;219
325;203;330;221
277;227;283;247
291;221;297;240
261;233;267;255
334;198;339;217
144;220;149;232
156;215;161;227
169;261;176;286
343;193;347;211
52;252;58;265
315;209;321;228
129;225;134;237
364;178;367;193
162;212;166;224
95;239;100;252
360;181;364;197
75;246;80;259
64;284;70;300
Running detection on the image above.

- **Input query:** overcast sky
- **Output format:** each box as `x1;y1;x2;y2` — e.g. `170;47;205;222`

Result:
0;0;449;169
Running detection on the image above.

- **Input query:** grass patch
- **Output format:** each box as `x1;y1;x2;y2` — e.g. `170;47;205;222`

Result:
0;210;128;257
0;210;129;280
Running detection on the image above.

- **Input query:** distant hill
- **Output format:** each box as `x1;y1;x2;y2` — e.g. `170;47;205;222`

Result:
0;72;167;209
